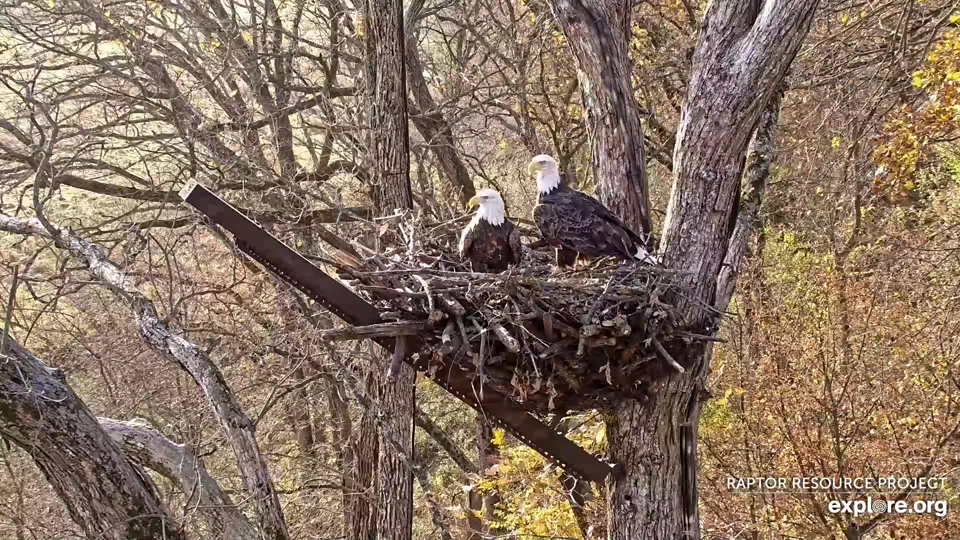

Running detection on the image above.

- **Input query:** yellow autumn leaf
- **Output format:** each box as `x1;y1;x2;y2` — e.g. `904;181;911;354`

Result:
831;136;841;149
904;180;916;191
913;71;929;88
840;14;849;24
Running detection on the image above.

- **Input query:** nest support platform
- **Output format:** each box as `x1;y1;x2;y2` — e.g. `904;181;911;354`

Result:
329;215;717;414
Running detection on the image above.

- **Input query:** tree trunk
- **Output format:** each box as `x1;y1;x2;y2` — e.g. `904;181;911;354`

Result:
347;375;379;540
549;0;653;238
364;0;416;537
0;339;183;540
544;0;819;538
467;416;501;539
367;0;414;213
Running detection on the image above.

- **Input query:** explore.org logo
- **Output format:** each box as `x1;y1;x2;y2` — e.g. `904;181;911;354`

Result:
727;476;950;518
827;497;948;518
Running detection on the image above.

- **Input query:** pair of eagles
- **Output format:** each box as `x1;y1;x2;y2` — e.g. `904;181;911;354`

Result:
458;155;657;273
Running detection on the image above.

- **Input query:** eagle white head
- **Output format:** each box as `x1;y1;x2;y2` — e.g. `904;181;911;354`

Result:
527;154;561;194
466;188;506;226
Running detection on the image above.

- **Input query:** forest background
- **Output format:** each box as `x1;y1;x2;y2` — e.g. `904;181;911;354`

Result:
0;0;959;539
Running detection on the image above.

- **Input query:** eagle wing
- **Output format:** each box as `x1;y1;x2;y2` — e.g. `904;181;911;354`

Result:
570;190;647;246
458;220;476;261
507;221;523;265
535;191;642;260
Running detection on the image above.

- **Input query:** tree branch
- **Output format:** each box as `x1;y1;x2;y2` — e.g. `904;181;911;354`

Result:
716;84;784;309
99;418;258;540
0;339;183;540
318;321;426;341
0;215;291;540
415;405;479;475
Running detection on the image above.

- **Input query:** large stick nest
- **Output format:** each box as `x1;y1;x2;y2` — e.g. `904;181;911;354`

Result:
333;212;710;413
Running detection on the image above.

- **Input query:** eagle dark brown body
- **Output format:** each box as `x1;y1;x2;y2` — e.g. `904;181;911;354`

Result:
534;178;652;268
459;217;522;273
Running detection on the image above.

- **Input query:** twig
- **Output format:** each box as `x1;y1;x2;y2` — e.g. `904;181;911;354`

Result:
674;331;727;343
386;336;407;381
652;338;685;374
1;265;19;355
318;321;425;341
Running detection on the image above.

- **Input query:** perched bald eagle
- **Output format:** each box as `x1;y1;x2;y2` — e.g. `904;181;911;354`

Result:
527;154;656;270
458;188;522;273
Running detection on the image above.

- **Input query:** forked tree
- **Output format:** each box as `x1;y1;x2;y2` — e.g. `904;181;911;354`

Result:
545;0;818;537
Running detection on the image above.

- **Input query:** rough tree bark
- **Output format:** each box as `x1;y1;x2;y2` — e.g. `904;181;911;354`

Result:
549;0;653;239
467;417;502;540
363;0;416;537
347;374;379;539
0;215;291;540
0;339;183;540
546;0;818;538
99;418;259;540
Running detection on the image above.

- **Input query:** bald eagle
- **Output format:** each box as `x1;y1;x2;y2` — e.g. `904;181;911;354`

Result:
458;188;522;273
527;154;656;270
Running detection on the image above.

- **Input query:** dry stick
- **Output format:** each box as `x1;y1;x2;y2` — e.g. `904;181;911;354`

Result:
675;331;727;343
317;321;425;341
652;338;686;374
413;274;443;325
480;308;520;354
1;265;18;355
578;276;616;357
438;321;460;355
438;293;465;317
543;311;555;342
439;294;470;355
385;336;407;381
470;319;488;403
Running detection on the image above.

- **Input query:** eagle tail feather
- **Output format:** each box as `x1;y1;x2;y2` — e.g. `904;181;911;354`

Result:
634;245;658;265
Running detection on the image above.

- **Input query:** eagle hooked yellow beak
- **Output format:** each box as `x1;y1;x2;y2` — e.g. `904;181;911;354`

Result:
467;195;479;208
527;160;542;176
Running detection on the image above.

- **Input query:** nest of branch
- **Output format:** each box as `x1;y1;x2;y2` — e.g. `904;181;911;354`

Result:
334;212;710;413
